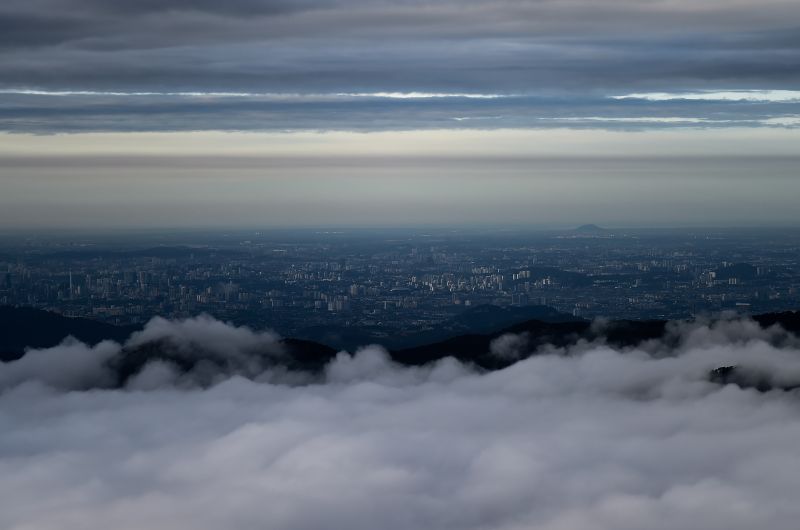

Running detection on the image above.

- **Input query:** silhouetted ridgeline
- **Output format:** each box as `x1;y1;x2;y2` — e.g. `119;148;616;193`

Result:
2;305;800;390
0;304;572;361
0;306;138;362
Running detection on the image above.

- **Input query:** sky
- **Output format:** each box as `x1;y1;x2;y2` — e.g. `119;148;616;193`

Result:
1;0;800;228
3;315;800;529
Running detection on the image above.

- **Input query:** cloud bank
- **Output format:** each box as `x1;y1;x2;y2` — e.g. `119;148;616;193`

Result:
2;315;800;529
2;90;799;133
2;0;800;132
613;90;800;103
2;0;800;94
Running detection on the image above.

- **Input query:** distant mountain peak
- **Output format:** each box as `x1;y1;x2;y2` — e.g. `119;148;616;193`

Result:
574;224;608;233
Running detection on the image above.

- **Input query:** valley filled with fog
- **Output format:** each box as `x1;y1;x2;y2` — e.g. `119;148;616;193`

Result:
2;315;800;529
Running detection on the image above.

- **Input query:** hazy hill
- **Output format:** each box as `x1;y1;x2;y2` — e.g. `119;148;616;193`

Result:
574;224;609;233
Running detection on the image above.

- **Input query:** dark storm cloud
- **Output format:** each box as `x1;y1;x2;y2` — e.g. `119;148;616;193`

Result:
3;315;800;529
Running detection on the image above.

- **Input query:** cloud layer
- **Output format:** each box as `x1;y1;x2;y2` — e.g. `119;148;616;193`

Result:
2;315;800;529
3;91;800;133
2;0;800;93
1;0;800;131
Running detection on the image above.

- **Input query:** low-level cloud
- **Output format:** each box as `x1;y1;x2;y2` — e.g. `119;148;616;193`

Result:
1;315;800;529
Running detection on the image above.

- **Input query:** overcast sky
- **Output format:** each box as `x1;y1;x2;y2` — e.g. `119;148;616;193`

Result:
1;0;799;228
2;0;800;96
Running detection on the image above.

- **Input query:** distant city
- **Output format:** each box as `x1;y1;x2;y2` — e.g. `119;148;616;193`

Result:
1;226;799;338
